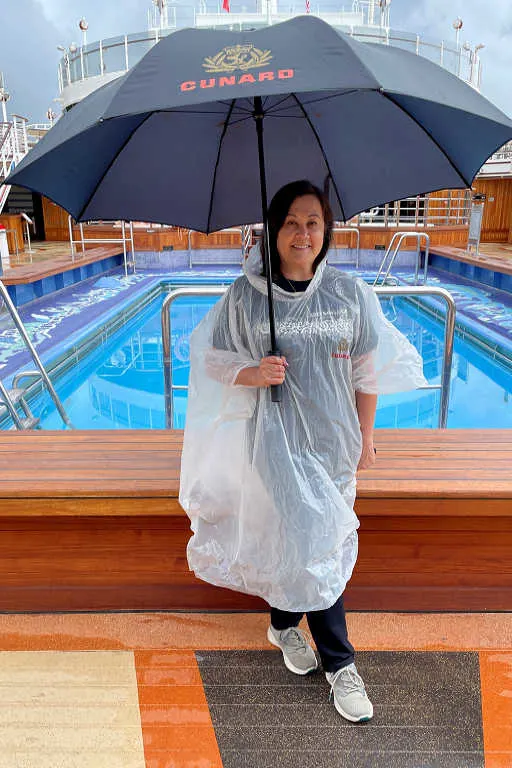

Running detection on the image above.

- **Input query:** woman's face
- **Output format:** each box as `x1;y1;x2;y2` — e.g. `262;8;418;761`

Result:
276;194;325;276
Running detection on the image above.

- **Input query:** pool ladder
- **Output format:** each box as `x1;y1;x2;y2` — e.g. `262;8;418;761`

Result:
0;280;73;430
373;232;430;286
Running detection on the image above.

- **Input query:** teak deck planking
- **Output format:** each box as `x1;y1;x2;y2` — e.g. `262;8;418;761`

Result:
0;429;511;613
1;245;122;285
430;242;512;276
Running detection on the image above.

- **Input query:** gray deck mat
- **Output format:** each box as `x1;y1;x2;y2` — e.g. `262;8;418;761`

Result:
196;650;483;768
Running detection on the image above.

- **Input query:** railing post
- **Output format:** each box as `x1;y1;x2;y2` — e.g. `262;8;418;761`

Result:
129;221;136;274
122;221;128;277
68;215;75;260
79;222;86;253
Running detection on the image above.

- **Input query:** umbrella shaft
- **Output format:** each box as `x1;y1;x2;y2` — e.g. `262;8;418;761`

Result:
254;96;278;355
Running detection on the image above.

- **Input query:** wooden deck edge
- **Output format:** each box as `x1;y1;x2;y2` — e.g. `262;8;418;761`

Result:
0;495;510;517
1;246;124;285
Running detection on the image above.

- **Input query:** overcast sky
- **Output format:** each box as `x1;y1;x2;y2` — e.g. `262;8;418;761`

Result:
0;0;510;122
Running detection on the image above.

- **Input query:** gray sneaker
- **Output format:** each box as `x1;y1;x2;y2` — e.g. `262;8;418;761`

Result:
267;625;318;675
326;663;374;723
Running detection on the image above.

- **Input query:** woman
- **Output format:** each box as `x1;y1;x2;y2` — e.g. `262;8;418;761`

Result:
180;180;426;723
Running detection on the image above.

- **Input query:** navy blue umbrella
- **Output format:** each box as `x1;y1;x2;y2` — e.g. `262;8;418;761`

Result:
8;16;512;395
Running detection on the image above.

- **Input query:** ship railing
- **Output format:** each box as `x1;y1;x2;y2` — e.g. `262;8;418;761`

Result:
67;215;136;277
161;285;456;429
187;227;247;267
0;116;29;178
58;25;479;97
352;191;471;228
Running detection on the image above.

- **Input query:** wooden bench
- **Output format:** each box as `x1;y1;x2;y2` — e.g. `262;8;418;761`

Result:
0;429;510;612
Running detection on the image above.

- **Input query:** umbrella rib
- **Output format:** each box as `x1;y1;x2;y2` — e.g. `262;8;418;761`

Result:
381;92;473;188
75;113;154;222
266;90;366;115
264;95;294;114
228;115;255;128
206;99;237;234
290;93;347;223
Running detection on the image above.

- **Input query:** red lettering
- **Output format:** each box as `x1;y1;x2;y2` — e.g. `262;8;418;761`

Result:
219;76;236;87
238;73;256;84
258;71;274;81
200;79;216;89
278;69;294;79
180;81;196;92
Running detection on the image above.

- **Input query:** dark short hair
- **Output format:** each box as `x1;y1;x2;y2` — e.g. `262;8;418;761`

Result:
260;180;334;277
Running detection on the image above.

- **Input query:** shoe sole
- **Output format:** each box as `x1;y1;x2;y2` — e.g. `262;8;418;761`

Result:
267;627;318;675
333;696;374;723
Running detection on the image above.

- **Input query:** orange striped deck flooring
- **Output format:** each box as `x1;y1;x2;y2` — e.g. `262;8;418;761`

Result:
0;612;509;767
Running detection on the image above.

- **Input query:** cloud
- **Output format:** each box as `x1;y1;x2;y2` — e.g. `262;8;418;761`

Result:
2;0;511;122
0;0;62;122
396;0;512;116
34;0;147;40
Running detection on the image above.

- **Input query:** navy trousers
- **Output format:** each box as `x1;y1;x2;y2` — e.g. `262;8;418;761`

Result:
270;594;354;673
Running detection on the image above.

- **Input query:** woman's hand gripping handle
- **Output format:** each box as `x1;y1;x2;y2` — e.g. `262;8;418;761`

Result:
234;353;288;400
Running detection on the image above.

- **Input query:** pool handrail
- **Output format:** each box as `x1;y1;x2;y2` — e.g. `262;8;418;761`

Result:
332;225;360;268
161;284;456;430
68;216;135;277
0;279;74;429
374;232;430;286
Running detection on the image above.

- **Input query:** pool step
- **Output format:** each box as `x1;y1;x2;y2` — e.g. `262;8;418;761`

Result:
0;383;40;430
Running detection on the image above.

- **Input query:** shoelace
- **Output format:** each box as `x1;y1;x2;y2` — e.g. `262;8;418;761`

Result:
280;627;311;655
328;665;366;701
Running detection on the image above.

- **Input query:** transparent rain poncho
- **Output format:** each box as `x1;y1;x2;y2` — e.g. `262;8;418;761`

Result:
179;249;427;612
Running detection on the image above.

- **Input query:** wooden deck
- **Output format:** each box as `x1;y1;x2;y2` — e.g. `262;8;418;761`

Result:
0;429;511;613
430;242;512;276
1;245;123;285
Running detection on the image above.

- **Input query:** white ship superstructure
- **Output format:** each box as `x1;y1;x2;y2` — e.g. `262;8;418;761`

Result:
57;0;484;111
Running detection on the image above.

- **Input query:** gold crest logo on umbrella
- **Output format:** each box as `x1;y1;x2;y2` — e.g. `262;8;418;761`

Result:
203;44;272;73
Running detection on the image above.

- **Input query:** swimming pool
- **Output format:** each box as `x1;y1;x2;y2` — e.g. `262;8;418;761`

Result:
28;288;512;430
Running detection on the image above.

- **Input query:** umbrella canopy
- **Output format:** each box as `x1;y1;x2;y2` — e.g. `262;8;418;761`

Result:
8;15;512;231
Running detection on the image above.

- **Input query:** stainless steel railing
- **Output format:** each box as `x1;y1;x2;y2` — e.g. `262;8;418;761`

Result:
374;232;430;286
332;226;360;267
68;216;135;276
0;280;73;428
187;227;246;268
374;285;455;429
161;284;456;430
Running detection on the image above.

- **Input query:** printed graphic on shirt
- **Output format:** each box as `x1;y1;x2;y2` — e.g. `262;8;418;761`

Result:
332;339;350;359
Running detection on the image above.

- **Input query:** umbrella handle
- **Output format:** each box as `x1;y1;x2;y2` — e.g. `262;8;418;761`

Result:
268;349;283;404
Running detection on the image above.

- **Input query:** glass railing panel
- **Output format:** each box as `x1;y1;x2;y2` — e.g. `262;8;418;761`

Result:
102;41;127;75
418;39;443;66
350;25;386;44
441;49;459;77
388;32;417;54
126;34;158;68
82;46;102;78
69;54;82;83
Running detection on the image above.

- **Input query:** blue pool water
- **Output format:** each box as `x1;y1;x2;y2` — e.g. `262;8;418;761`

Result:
32;291;512;430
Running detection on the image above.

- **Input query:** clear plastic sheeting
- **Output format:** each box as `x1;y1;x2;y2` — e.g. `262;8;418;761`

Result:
179;250;427;612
